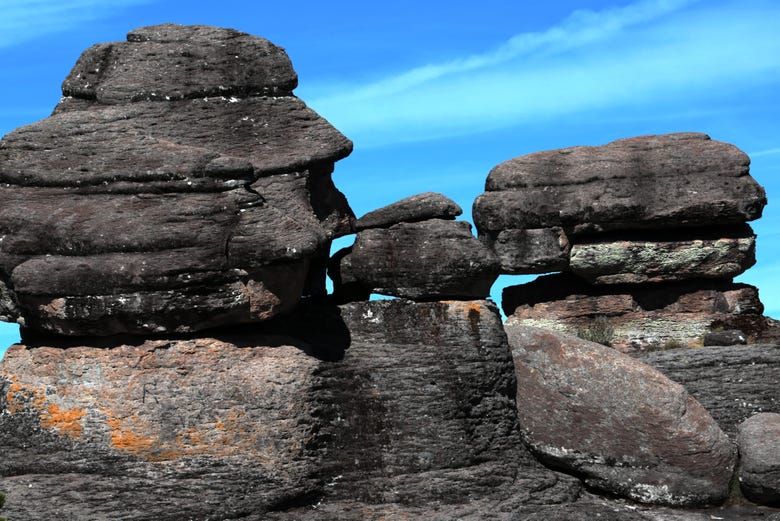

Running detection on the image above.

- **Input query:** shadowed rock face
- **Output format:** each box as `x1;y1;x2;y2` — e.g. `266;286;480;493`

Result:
641;345;780;437
0;24;355;336
0;300;582;520
505;325;737;507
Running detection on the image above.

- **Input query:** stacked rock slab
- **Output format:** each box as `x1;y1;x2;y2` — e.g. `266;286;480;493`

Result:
330;192;500;301
474;133;769;350
0;24;354;336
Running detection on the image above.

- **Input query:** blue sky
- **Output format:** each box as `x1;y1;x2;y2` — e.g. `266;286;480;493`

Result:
1;0;779;353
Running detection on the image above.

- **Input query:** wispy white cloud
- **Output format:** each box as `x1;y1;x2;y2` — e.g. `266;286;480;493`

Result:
751;148;780;158
0;0;153;49
306;0;780;148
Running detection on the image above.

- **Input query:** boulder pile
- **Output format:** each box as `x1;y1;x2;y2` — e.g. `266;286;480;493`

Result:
0;24;778;521
474;133;770;351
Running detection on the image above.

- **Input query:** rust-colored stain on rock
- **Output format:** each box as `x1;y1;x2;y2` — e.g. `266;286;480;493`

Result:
41;403;86;438
107;417;156;454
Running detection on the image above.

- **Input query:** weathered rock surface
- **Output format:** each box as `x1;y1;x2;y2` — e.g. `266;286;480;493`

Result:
0;25;355;336
355;191;462;231
62;23;298;103
640;345;780;437
569;226;756;285
474;133;766;237
737;413;780;506
330;219;500;300
506;324;737;506
503;273;767;352
0;300;583;520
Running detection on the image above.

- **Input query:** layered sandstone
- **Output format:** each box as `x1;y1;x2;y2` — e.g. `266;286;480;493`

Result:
0;24;353;336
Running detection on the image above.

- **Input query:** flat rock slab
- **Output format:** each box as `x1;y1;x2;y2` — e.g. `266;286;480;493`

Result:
640;345;780;437
503;273;766;352
738;413;780;506
473;133;766;236
331;219;500;300
0;25;355;335
355;192;462;230
506;324;736;506
569;227;756;284
63;23;298;102
0;300;581;520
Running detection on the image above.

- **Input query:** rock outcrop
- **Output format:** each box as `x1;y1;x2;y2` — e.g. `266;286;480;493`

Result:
505;325;737;506
737;413;780;506
330;194;499;301
0;24;354;337
1;23;778;521
0;299;586;520
476;133;769;350
640;344;780;437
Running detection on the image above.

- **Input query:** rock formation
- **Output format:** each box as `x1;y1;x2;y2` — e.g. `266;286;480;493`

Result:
505;325;736;506
476;133;770;351
330;193;499;301
1;24;779;521
0;24;354;337
737;413;780;506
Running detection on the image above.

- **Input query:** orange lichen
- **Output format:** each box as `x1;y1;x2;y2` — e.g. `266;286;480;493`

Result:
40;403;86;438
107;417;156;454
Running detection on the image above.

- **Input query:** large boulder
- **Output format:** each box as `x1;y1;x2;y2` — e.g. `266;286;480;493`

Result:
505;324;736;506
330;219;500;301
737;413;780;506
474;133;766;236
641;345;780;437
0;300;582;520
0;24;354;336
473;133;767;275
503;273;767;352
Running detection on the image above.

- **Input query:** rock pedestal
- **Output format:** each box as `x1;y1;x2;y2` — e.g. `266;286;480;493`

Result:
0;300;586;520
476;133;770;351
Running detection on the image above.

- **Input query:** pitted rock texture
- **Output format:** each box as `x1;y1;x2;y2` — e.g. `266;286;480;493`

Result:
0;300;583;520
640;345;780;437
355;191;462;231
505;324;737;506
0;24;355;336
569;226;756;285
330;219;500;301
503;273;766;352
473;133;766;237
737;413;780;506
